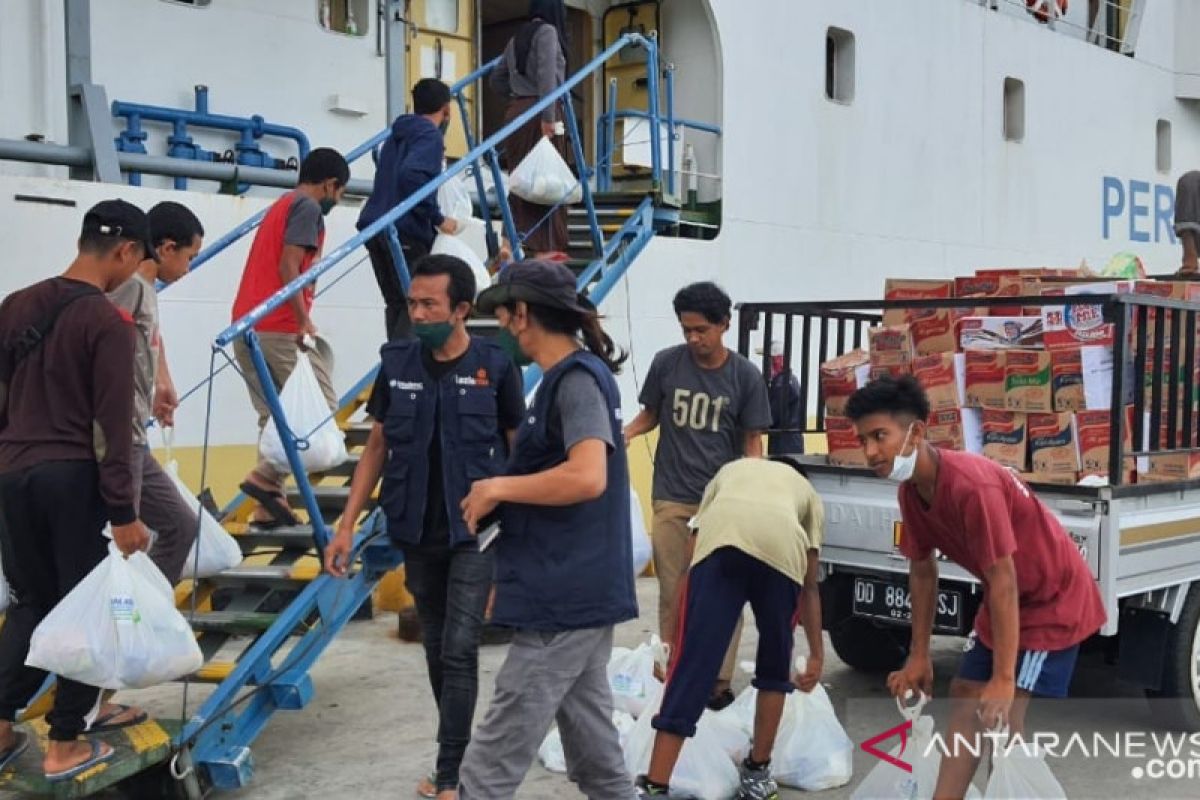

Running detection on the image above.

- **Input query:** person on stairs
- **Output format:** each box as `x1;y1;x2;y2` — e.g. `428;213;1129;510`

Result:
358;78;461;339
490;0;572;259
456;260;638;799
231;148;348;528
0;200;153;781
325;254;523;799
636;457;825;800
108;201;205;584
623;281;773;710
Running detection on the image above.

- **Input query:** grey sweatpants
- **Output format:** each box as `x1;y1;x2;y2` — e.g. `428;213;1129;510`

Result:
458;626;636;800
131;446;198;585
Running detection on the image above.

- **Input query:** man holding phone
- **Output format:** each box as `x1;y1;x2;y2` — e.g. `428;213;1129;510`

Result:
325;254;522;799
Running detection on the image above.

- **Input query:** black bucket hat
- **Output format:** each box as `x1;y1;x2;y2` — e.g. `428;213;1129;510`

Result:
476;259;593;316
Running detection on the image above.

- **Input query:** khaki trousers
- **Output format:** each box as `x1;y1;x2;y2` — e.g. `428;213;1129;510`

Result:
651;499;742;684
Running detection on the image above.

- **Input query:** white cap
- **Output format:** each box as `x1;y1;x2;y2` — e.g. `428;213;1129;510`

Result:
755;339;784;356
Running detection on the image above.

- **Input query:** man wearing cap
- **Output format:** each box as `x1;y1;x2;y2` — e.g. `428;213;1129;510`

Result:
760;339;805;456
0;200;153;781
457;260;637;799
326;254;523;799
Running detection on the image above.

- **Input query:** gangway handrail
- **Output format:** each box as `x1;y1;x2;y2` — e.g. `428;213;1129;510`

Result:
183;56;504;279
215;32;659;347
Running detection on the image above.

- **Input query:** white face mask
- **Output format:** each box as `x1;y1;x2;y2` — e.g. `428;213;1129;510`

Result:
887;423;918;483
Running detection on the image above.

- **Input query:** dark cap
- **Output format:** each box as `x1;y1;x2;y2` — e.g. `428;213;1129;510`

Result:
81;199;159;263
475;259;592;315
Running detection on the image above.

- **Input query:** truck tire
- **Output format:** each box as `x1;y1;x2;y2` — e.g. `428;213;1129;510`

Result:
829;617;911;673
1147;584;1200;731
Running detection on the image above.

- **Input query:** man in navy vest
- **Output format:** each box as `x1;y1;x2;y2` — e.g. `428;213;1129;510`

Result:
325;254;523;800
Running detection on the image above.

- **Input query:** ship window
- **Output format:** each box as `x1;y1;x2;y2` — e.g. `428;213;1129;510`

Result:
825;27;855;104
1156;119;1171;173
1003;77;1025;142
319;0;368;36
424;0;460;34
161;0;210;6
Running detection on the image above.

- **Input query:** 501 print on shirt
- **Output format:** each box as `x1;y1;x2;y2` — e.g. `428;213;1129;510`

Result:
671;388;731;432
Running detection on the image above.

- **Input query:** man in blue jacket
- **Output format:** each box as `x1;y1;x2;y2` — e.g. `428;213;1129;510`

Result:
359;78;460;339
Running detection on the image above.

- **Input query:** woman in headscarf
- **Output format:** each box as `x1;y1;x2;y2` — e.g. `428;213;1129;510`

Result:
489;0;571;259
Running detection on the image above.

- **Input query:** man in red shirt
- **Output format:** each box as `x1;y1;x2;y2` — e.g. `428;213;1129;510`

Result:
231;148;348;526
845;375;1106;798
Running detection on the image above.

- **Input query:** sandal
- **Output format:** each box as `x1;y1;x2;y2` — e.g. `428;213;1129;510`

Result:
86;703;147;734
416;772;437;798
239;481;299;528
0;731;29;772
45;739;114;783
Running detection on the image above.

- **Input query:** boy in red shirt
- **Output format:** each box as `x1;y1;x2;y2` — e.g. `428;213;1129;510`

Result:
845;376;1106;798
231;148;348;526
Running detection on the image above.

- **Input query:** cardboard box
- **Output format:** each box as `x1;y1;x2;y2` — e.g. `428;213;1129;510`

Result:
1144;452;1200;483
1019;472;1079;486
909;309;958;355
1027;413;1081;474
912;353;965;412
869;325;915;365
959;317;1044;350
926;408;966;451
1040;281;1133;350
826;415;868;468
982;410;1027;471
883;279;954;326
964;350;1007;410
955;274;1023;316
1005;349;1053;413
820;350;871;417
975;267;1086;280
1076;408;1125;478
868;363;912;381
1050;348;1084;412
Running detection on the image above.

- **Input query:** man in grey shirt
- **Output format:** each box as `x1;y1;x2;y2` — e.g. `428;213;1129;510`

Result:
624;282;772;709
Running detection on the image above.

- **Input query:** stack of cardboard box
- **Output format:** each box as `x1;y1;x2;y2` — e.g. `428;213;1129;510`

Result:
817;270;1200;484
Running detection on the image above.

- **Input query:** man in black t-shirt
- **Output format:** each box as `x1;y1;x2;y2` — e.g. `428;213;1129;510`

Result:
326;255;523;799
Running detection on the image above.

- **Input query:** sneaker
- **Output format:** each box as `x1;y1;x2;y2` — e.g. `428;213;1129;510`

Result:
705;688;736;711
735;762;779;800
635;775;670;797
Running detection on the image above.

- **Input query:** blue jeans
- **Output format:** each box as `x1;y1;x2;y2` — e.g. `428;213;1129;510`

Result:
404;542;494;791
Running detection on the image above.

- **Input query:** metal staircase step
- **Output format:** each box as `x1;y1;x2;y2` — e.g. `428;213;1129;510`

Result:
205;564;317;588
316;451;361;477
237;524;320;551
285;484;368;515
342;421;374;447
190;610;284;635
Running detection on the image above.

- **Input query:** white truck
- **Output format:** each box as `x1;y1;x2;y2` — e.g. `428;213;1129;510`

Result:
737;289;1200;730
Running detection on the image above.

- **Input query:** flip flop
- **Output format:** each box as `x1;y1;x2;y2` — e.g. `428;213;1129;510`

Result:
0;731;29;772
416;772;437;798
86;704;147;734
239;481;299;527
45;739;114;783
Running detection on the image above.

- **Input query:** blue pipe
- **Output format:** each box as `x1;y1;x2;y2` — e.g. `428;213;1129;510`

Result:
216;32;657;347
385;225;411;295
645;37;662;189
605;80;618;192
487;147;523;262
612;110;721;136
455;91;500;258
560;94;604;256
666;65;676;196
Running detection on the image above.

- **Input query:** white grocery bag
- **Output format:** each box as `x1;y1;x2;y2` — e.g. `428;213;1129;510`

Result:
509;136;582;206
984;729;1067;799
622;682;742;800
851;695;982;800
161;429;242;579
539;710;635;774
431;231;491;296
26;543;202;689
607;635;669;718
259;352;348;474
629;488;652;577
437;168;474;222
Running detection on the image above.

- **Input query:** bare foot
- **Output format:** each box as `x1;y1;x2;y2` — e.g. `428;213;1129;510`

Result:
0;721;17;753
43;739;112;777
436;790;457;800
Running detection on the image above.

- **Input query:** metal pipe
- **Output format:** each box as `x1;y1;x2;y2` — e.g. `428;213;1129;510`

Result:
561;94;604;256
216;32;655;347
645;35;661;189
666;64;676;195
0;138;91;166
612;109;721;136
117;152;372;194
111;100;311;159
455;90;500;258
486;147;523;263
605;80;618;192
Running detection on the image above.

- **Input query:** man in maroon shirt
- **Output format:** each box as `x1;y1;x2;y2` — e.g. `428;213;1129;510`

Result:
845;375;1106;798
0;200;152;782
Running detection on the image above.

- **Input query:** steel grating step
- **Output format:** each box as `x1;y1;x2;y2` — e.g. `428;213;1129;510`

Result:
189;610;285;636
236;524;320;551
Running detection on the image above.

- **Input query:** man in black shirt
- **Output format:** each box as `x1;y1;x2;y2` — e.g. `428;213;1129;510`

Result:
326;255;523;799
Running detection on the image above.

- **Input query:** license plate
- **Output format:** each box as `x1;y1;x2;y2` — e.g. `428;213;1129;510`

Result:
852;577;964;633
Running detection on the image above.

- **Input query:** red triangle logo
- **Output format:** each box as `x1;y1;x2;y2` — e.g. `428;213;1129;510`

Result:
861;719;914;773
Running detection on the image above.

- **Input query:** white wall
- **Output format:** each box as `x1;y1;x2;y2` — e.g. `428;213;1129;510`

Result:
0;0;68;179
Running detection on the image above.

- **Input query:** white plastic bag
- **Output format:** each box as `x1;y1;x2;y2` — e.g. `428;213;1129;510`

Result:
851;695;982;800
984;730;1067;799
539;710;635;774
607;635;669;718
629;489;651;577
509;137;582;206
622;682;742;800
773;657;854;790
259;352;348;474
26;543;202;690
437;169;474;222
0;550;9;613
160;429;242;579
431;232;491;297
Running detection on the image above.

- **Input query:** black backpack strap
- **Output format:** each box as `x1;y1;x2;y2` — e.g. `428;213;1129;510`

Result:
5;285;97;366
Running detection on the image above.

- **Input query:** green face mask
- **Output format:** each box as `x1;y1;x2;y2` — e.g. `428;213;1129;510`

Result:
318;197;337;216
413;321;454;350
496;328;532;367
